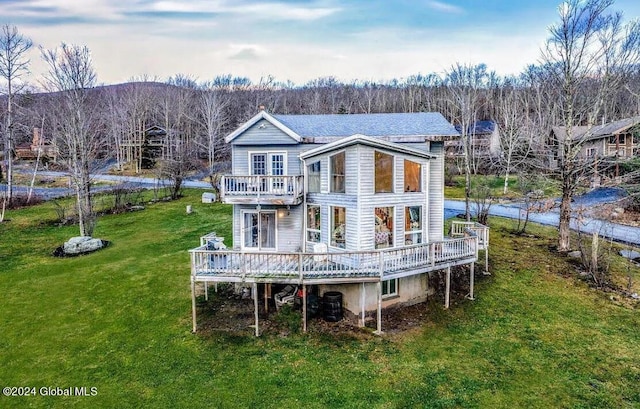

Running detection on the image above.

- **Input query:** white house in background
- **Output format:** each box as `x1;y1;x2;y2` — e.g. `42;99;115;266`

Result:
189;110;489;335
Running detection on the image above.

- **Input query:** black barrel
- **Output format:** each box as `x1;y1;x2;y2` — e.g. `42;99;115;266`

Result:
322;291;343;322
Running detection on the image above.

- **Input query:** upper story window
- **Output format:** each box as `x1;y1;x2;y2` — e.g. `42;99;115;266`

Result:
404;160;421;192
307;205;321;243
330;152;345;193
375;151;394;193
586;147;597;158
609;135;626;144
308;161;321;193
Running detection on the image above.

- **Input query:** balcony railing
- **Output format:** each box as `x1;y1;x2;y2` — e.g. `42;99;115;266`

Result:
220;175;304;205
190;235;479;284
450;220;489;250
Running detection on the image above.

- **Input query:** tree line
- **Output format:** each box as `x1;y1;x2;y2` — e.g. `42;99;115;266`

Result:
1;0;639;252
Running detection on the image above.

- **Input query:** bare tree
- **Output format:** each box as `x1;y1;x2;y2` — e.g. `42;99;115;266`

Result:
196;83;228;173
494;78;535;194
0;24;32;212
41;43;101;237
541;0;640;252
444;63;492;220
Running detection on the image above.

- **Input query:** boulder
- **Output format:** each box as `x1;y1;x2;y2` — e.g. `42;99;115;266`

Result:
63;236;104;255
567;250;582;259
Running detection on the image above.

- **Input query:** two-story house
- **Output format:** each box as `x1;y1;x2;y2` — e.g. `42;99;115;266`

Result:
548;117;640;167
190;110;489;335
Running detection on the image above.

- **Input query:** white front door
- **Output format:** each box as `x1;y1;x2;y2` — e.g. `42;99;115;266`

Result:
242;211;276;250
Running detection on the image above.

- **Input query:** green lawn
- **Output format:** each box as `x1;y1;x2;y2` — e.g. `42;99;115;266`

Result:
1;190;639;408
444;174;561;200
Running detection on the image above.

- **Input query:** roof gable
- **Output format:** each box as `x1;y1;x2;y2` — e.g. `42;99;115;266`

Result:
300;134;435;160
225;111;301;144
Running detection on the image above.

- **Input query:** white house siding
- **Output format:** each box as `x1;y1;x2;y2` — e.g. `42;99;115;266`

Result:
318;274;430;323
231;203;303;252
231;119;298;146
428;142;444;242
355;145;431;251
232;145;307;176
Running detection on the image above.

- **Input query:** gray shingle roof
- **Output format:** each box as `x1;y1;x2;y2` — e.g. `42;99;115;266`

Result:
551;116;640;141
271;112;458;138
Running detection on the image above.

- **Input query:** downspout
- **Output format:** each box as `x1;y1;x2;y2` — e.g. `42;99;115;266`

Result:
301;155;307;252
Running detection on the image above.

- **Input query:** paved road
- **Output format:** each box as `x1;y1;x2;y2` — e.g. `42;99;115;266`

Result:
1;171;212;200
445;199;640;246
5;169;639;246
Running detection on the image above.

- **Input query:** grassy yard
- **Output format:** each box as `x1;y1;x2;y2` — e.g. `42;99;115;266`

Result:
0;190;639;408
444;174;561;200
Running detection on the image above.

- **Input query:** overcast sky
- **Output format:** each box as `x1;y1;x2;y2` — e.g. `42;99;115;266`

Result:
2;0;640;86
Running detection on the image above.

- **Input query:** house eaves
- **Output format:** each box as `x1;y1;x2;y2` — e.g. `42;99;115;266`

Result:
225;111;302;144
300;134;436;160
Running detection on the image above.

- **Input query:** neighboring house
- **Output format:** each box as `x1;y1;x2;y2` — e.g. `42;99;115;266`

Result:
446;120;500;159
120;125;172;168
15;128;57;161
189;111;489;335
548;117;640;169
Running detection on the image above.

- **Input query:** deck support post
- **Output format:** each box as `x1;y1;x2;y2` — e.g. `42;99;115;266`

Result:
191;278;197;333
264;283;270;313
467;262;475;301
302;284;307;333
445;266;451;309
204;282;208;301
253;283;259;337
361;283;366;327
484;249;490;275
375;281;383;335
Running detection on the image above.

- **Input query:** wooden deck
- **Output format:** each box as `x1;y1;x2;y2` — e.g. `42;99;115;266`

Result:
220;175;304;205
190;235;480;285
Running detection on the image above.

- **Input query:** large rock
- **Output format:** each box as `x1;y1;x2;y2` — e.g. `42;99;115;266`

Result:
63;236;104;255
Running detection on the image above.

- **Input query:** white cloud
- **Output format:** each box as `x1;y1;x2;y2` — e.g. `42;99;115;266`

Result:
146;0;340;21
425;1;463;14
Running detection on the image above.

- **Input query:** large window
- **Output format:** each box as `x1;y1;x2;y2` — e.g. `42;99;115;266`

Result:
307;205;321;243
242;211;276;250
375;151;394;193
404;160;421;192
382;279;398;298
330;152;345;193
330;206;346;248
404;206;422;245
374;207;394;249
308;161;321;193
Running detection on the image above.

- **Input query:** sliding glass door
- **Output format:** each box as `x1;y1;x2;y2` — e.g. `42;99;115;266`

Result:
242;211;276;250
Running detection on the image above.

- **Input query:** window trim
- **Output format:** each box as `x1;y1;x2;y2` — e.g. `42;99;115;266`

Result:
330;206;346;249
307;160;321;193
374;206;394;249
247;151;288;176
403;159;422;193
382;278;398;299
374;150;395;194
404;205;422;245
329;151;346;193
306;205;321;243
240;209;278;251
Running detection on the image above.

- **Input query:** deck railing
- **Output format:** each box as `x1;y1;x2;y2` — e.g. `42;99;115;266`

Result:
450;220;489;249
221;175;304;199
190;235;478;282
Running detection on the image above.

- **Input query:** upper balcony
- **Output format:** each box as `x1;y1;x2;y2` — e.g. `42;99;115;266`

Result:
220;175;304;205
